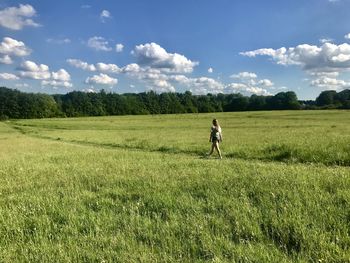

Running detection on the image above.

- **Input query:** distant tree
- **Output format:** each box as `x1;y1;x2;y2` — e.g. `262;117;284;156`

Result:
223;93;249;111
316;90;338;107
248;95;267;110
140;91;161;114
268;91;300;110
335;89;350;109
180;91;198;113
197;95;215;112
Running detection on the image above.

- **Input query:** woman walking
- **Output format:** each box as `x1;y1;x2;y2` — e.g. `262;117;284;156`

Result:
208;119;223;159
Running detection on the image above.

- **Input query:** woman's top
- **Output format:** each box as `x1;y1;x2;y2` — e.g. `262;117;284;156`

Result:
210;125;222;142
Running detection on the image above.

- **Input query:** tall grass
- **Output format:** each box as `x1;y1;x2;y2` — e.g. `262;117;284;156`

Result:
10;110;350;166
0;110;350;262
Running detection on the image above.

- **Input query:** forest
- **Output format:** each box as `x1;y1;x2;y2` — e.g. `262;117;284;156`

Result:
0;86;349;119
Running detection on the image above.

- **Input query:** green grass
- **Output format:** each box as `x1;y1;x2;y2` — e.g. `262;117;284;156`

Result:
0;110;350;262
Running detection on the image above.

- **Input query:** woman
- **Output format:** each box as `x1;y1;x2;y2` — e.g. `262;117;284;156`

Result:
208;119;223;159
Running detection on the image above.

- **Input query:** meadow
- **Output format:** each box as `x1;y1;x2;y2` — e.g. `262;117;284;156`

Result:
0;110;349;262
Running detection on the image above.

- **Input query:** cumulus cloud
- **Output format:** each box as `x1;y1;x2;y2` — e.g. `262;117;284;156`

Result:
87;36;112;51
67;59;122;74
0;55;13;64
132;42;198;73
309;71;339;77
189;77;224;94
345;33;350;40
86;73;118;86
147;79;175;93
67;59;96;71
310;77;350;90
240;43;350;74
116;43;124;53
0;73;19;80
19;60;51;80
122;63;143;74
15;83;29;88
41;80;73;88
0;37;31;57
19;60;73;88
230;71;257;79
225;72;273;95
82;88;97;93
319;38;333;44
96;63;121;73
240;42;350;91
225;83;271;96
0;4;40;30
208;67;213;73
100;10;111;22
52;69;71;81
46;38;71;44
164;75;224;94
258;79;274;87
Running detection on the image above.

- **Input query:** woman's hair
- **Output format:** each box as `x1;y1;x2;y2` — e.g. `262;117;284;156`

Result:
212;119;219;127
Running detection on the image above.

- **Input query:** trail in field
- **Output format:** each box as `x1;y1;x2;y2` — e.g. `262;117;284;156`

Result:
6;122;350;169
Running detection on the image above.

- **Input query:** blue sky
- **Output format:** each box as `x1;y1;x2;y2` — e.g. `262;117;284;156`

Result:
1;0;350;99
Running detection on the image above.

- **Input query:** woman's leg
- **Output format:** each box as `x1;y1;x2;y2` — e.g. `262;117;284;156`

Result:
208;142;215;156
214;142;222;159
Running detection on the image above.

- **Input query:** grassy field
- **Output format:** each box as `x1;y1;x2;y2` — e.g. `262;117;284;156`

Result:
0;110;350;262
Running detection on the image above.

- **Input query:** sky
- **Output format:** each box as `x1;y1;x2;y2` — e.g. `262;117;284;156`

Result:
1;0;350;99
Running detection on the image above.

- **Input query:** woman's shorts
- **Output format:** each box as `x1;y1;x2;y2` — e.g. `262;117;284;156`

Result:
212;138;219;144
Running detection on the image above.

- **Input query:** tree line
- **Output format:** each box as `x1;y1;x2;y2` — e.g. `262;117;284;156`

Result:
0;86;349;119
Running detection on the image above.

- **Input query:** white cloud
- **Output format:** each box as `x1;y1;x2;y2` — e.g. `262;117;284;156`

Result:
41;80;73;88
96;63;121;74
82;88;97;93
46;38;71;44
258;79;274;87
86;73;118;86
15;83;29;88
0;55;12;64
319;38;333;44
167;75;224;94
132;42;198;73
225;83;271;96
309;71;339;77
19;60;51;80
230;72;257;79
148;79;175;93
19;60;73;88
0;4;40;30
240;42;350;74
225;71;273;95
122;63;142;74
208;67;213;73
116;43;124;53
345;33;350;40
100;10;111;22
310;77;350;90
0;37;31;57
87;36;112;51
0;73;19;80
67;59;122;74
67;59;96;71
189;77;224;94
52;69;71;81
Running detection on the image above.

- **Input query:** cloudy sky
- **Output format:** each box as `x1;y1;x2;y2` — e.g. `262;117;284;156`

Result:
1;0;350;99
